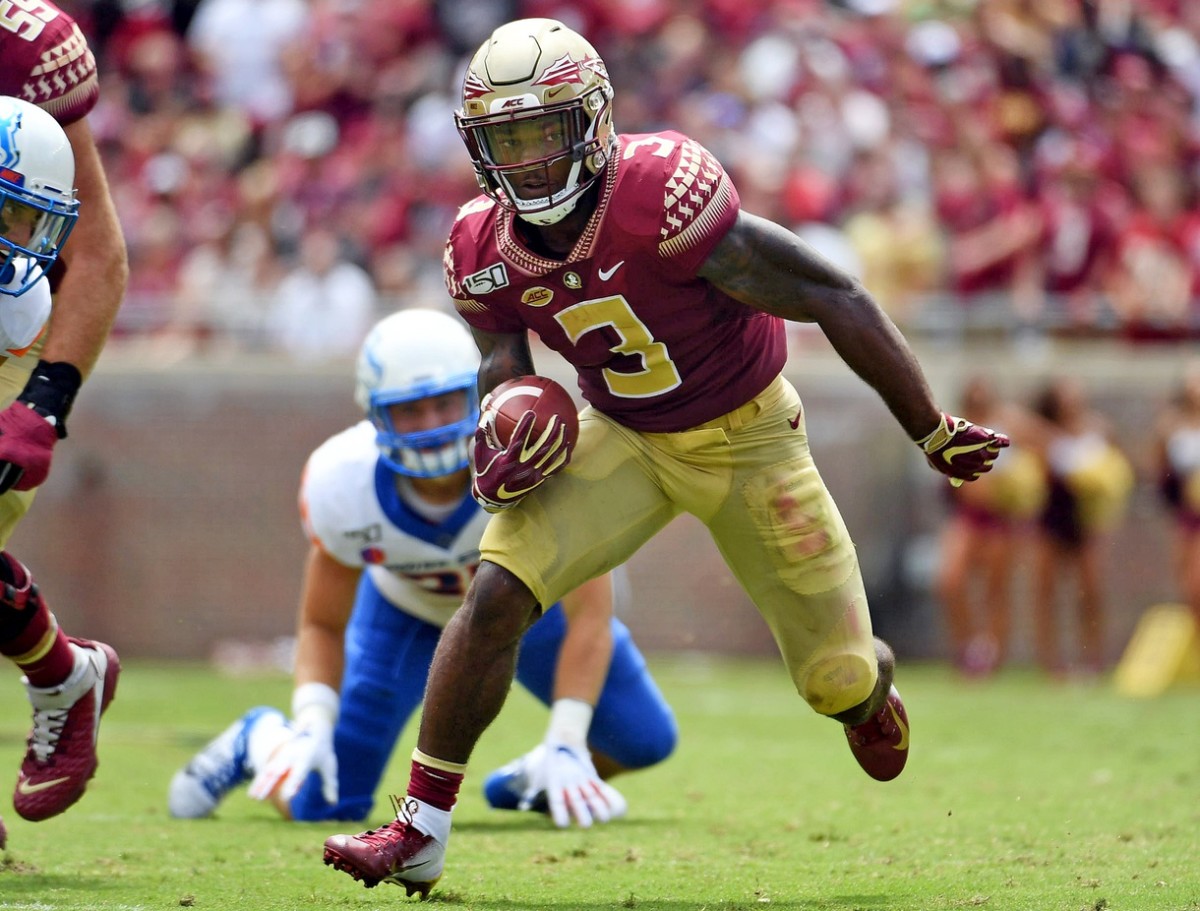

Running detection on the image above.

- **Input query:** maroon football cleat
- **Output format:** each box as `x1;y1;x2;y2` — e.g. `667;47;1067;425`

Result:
0;811;6;850
14;638;120;821
844;685;909;782
324;801;444;898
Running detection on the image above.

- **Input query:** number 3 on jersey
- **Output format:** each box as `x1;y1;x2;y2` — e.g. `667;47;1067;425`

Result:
0;0;57;40
555;295;682;399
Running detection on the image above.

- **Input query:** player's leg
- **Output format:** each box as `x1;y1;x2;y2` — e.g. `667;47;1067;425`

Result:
936;513;978;672
1180;522;1200;631
292;576;435;822
486;607;677;810
168;705;290;818
0;508;120;821
660;377;907;780
323;410;677;891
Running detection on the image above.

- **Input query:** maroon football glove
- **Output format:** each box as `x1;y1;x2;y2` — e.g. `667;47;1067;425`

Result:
0;403;60;494
916;412;1010;486
471;409;574;513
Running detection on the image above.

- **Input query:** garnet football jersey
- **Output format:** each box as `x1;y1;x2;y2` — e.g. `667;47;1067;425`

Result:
0;0;99;124
445;132;787;433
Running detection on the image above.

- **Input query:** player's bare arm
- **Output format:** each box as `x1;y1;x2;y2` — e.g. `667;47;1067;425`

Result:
469;326;536;395
291;545;360;693
554;574;616;707
698;210;941;440
42;118;127;378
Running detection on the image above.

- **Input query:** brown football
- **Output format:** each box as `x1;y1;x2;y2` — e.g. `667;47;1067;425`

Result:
483;375;580;453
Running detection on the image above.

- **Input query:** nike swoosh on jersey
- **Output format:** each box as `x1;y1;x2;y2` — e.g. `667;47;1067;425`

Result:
598;261;625;281
888;704;910;751
16;774;71;795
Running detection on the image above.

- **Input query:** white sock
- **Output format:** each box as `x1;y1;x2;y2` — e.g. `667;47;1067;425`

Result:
407;798;452;846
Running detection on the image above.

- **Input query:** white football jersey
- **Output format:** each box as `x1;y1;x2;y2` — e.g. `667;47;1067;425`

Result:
0;268;51;355
300;421;490;628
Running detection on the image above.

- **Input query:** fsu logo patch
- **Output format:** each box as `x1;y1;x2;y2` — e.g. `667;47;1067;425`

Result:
521;287;554;307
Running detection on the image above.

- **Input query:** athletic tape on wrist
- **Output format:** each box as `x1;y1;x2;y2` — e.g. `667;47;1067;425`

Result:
292;681;339;726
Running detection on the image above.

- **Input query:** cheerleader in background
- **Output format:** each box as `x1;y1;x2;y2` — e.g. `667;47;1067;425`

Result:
1031;376;1134;677
937;375;1048;677
1152;360;1200;633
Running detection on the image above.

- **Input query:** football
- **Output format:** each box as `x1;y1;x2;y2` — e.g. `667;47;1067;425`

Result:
482;375;580;453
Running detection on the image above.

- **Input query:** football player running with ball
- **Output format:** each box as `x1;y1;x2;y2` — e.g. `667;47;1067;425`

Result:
324;18;1008;896
169;309;675;830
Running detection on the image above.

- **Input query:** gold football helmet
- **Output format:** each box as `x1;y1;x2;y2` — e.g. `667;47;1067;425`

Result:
456;18;615;226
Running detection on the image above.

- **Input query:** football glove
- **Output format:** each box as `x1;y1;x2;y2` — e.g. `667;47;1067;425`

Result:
471;407;572;513
248;683;338;806
519;739;627;829
0;360;81;495
917;412;1010;487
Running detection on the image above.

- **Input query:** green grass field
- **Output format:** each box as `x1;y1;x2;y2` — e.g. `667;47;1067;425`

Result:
1;657;1198;911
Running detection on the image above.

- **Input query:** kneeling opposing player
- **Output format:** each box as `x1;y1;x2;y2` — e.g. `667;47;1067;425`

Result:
168;308;676;827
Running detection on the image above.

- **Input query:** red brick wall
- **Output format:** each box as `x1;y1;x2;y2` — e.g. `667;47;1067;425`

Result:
11;340;1181;667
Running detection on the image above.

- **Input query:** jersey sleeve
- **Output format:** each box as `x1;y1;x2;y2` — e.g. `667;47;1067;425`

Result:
297;428;370;568
656;136;739;272
444;196;527;336
0;2;99;124
613;132;740;275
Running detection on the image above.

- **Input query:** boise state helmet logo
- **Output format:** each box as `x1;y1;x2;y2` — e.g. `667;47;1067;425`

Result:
0;107;24;183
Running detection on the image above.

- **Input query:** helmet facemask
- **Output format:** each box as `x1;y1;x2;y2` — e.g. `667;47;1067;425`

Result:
458;84;612;226
366;377;480;479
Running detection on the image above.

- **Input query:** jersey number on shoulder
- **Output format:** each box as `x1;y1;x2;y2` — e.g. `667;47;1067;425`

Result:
555;296;681;399
0;0;57;41
405;563;477;598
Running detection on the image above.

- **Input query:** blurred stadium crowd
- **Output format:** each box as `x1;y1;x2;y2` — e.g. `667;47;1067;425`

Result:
63;0;1200;357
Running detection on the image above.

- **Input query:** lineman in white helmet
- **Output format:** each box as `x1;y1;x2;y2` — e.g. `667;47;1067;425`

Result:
169;308;676;828
0;95;79;343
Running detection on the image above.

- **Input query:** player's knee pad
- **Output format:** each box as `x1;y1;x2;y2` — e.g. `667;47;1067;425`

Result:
799;652;877;717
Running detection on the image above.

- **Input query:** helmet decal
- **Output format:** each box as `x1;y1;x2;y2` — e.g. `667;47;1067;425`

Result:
536;54;588;87
0;109;22;176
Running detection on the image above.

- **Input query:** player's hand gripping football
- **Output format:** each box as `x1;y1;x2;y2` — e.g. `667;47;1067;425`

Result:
521;740;627;829
916;412;1010;487
471;404;573;513
249;706;338;806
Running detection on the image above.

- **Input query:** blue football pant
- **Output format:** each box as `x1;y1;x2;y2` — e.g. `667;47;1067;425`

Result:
289;573;677;822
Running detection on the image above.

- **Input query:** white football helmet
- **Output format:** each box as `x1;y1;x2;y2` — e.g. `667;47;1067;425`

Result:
456;18;615;226
0;96;79;297
354;309;481;478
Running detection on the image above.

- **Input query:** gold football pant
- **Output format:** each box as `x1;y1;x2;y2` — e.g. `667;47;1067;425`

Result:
480;374;878;717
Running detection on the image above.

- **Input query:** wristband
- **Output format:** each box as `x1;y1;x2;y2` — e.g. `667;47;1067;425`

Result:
292;681;339;727
547;697;593;748
17;360;82;440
